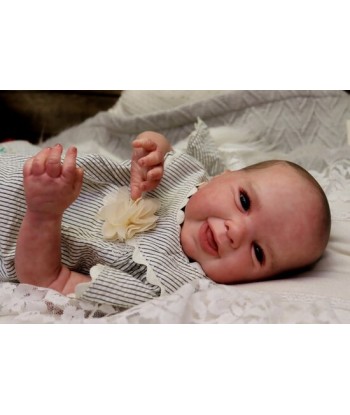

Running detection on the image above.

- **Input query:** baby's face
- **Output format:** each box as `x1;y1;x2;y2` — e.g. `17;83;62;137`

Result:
180;164;323;284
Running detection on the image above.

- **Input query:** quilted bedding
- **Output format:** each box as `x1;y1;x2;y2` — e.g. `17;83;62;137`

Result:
1;90;350;323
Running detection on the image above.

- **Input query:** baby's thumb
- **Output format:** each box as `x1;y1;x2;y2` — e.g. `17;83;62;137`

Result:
74;167;84;195
131;183;142;200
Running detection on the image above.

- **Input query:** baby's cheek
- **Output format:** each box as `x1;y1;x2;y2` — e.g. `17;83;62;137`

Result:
200;260;227;283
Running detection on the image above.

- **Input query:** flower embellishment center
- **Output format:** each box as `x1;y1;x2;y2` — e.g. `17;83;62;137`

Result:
96;187;161;242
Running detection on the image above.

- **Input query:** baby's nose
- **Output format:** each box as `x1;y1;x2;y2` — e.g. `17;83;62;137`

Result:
224;219;246;248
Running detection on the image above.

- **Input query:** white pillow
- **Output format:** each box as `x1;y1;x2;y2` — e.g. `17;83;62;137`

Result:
109;90;229;117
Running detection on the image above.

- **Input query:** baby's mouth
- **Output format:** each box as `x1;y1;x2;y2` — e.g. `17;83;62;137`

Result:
206;224;218;253
199;221;219;256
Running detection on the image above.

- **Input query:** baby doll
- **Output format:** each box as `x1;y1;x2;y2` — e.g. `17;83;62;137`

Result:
2;123;331;308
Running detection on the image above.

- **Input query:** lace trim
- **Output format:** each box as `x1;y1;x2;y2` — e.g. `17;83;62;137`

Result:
0;282;123;322
72;264;102;299
176;185;206;275
73;184;203;299
127;238;165;295
2;279;348;323
125;184;205;295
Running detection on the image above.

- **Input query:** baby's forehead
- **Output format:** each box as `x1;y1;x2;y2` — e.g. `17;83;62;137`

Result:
241;162;309;184
238;164;322;213
242;161;294;175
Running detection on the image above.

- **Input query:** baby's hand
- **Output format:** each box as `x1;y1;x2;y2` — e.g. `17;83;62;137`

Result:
130;132;172;200
23;144;84;217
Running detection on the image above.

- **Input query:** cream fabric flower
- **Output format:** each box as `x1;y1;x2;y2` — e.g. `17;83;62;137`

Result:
96;187;161;242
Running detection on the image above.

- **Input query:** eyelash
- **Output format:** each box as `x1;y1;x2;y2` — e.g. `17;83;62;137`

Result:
253;243;265;265
239;189;250;211
239;189;265;265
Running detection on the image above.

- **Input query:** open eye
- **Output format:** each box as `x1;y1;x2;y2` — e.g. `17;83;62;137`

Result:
240;190;250;211
253;243;265;265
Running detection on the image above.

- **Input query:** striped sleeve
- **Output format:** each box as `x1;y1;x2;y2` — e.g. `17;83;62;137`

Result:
186;118;225;176
0;154;27;282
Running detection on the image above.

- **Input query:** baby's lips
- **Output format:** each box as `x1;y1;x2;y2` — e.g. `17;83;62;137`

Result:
204;224;215;251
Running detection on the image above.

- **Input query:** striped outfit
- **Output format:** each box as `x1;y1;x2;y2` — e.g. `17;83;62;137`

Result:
0;120;225;308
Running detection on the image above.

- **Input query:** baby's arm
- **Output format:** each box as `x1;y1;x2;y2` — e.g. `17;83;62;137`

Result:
130;131;172;200
15;144;91;294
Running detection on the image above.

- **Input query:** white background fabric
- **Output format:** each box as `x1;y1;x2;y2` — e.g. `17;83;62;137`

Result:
1;90;350;323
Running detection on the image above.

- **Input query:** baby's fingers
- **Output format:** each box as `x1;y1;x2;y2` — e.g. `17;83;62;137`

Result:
29;147;51;176
74;165;84;195
45;144;63;178
62;147;84;195
131;183;142;201
140;179;161;193
132;138;157;152
147;165;163;182
62;147;80;183
138;151;164;168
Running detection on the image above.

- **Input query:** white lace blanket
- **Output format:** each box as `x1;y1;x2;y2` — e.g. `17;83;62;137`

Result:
1;279;347;323
1;90;350;323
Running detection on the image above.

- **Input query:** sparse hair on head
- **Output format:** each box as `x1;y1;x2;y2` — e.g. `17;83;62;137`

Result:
242;159;331;263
